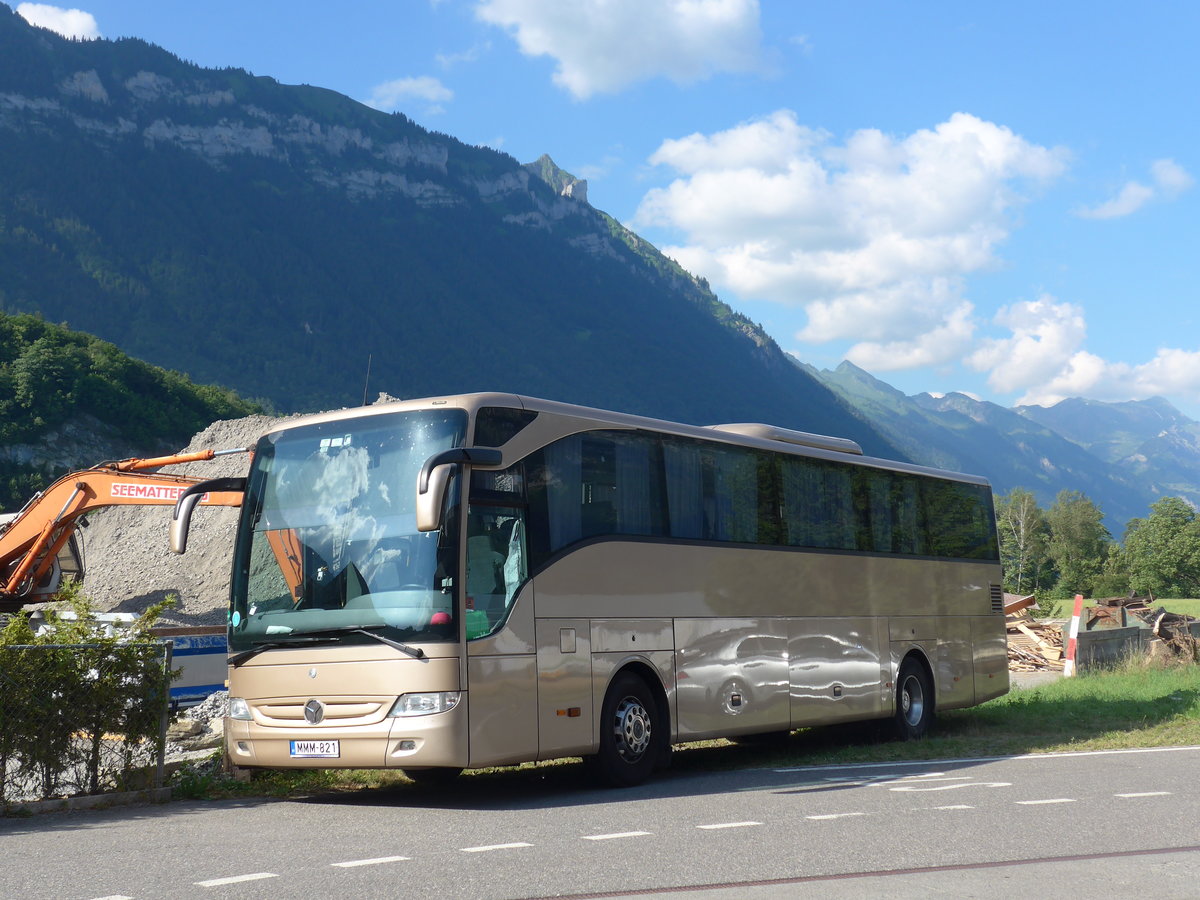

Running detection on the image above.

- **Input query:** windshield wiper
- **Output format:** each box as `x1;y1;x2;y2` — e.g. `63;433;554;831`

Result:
292;624;427;660
228;636;332;667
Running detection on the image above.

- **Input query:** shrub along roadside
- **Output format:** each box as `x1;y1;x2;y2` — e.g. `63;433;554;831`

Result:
0;584;178;808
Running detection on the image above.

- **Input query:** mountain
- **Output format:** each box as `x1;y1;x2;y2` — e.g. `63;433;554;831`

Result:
804;360;1158;534
0;310;259;510
0;6;896;457
1017;397;1200;512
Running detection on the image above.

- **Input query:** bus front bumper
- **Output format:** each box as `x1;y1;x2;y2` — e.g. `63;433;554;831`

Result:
225;696;470;769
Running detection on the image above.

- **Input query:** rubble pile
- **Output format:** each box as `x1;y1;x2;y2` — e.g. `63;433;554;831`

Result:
166;691;229;758
1005;594;1065;672
1090;595;1200;658
1005;593;1200;671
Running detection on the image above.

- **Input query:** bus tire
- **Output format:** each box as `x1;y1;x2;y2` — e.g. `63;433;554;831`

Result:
893;656;934;740
404;766;463;787
594;671;663;788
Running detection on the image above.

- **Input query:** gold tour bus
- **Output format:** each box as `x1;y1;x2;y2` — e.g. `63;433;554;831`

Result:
171;393;1007;787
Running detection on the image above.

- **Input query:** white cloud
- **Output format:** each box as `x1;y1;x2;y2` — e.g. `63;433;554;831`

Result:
1150;158;1195;195
847;299;976;371
1075;181;1154;219
16;3;100;39
436;42;491;69
967;296;1088;394
364;76;453;113
475;0;764;99
967;296;1200;407
635;110;1068;368
1074;158;1194;219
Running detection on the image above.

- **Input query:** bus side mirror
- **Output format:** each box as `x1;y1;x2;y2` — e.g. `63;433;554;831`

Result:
170;477;247;554
416;448;503;533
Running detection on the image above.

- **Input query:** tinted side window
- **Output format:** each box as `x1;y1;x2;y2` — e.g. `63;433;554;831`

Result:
922;480;999;560
474;407;538;447
525;430;669;565
664;437;704;540
703;444;760;543
780;456;856;550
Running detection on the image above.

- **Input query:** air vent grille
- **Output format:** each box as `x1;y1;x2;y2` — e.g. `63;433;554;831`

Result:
990;583;1004;614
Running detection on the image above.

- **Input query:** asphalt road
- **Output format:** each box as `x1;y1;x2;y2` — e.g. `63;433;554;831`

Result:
2;745;1198;899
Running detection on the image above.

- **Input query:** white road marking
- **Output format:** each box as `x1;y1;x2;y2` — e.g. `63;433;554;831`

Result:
582;831;652;841
90;896;134;899
1015;798;1076;805
195;872;279;887
331;855;411;868
931;805;974;810
1116;791;1172;798
461;842;533;853
868;774;956;785
774;744;1200;774
697;821;762;830
888;780;1012;792
806;812;867;821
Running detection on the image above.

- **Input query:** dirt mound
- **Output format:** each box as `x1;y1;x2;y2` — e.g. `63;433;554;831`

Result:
79;414;286;626
80;395;406;625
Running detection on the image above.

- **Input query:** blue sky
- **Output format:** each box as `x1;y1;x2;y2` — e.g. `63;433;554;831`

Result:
17;1;1200;416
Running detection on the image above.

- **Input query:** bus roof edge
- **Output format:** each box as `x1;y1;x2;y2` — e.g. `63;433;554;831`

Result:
707;423;864;456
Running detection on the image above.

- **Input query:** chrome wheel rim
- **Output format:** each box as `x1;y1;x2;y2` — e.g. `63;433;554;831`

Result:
613;696;652;761
900;674;924;727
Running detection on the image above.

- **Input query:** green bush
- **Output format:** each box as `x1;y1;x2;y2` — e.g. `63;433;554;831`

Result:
0;583;178;806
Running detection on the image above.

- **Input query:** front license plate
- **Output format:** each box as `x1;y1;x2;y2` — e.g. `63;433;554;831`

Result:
290;739;340;758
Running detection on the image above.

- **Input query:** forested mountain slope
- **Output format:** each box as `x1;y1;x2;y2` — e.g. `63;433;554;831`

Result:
0;311;258;509
0;5;896;457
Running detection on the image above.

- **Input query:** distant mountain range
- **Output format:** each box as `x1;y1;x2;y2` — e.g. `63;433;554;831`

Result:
0;4;894;457
803;360;1200;535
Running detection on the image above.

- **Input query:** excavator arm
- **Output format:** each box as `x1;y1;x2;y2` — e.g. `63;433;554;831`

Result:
0;449;248;612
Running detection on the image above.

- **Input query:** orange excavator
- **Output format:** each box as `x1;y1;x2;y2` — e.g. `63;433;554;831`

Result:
0;449;250;614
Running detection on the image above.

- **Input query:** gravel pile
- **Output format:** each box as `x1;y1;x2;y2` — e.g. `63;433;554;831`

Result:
79;414;287;625
80;395;403;626
181;690;229;727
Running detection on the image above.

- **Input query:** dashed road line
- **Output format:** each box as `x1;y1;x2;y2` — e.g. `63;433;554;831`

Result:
1116;791;1171;798
930;805;974;810
806;812;868;821
773;745;1200;774
89;896;134;899
195;872;279;887
1016;798;1076;805
697;821;762;830
582;831;652;841
331;855;411;868
461;842;533;853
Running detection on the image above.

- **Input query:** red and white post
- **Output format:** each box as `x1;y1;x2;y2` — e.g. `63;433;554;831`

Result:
1063;593;1085;677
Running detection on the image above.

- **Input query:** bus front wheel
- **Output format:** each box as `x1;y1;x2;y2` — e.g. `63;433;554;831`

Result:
893;657;934;740
593;672;664;787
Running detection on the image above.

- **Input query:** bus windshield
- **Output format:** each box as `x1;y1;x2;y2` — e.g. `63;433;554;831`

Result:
229;409;467;651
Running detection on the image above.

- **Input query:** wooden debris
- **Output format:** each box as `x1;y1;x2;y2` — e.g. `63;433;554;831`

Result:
1006;610;1065;671
1004;593;1037;615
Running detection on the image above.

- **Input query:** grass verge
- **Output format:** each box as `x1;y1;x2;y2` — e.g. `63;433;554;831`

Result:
171;656;1200;801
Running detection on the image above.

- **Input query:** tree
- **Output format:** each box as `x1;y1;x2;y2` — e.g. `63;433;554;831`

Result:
1122;497;1200;598
1045;490;1111;597
995;487;1051;595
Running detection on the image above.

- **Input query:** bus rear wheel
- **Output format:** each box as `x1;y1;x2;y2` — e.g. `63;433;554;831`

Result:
893;657;934;740
593;672;664;788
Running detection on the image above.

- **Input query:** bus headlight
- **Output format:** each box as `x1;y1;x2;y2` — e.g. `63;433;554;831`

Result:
228;697;252;720
387;692;460;717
